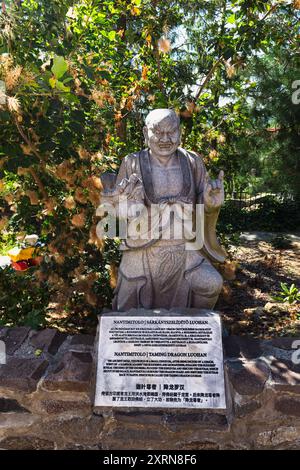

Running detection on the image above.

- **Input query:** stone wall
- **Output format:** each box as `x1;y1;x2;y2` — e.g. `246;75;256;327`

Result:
0;326;299;450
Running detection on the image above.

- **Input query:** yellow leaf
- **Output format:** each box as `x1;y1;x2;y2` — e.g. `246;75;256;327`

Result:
8;246;35;262
49;77;56;88
293;0;300;9
131;6;141;15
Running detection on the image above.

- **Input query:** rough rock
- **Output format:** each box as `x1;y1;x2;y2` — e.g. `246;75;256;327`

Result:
42;351;92;392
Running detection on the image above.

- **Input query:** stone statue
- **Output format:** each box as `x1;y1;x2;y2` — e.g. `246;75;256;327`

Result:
99;109;227;311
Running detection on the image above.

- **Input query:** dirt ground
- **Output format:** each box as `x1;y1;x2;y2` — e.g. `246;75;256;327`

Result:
217;233;300;338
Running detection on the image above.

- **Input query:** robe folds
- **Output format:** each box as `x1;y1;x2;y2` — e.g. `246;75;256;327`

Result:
101;147;226;311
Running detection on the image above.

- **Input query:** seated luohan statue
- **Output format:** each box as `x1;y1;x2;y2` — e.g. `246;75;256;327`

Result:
99;109;227;311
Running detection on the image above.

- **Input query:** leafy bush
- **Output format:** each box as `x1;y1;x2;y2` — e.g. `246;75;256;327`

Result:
0;266;50;328
247;196;300;232
271;235;292;250
272;283;300;305
218;196;300;235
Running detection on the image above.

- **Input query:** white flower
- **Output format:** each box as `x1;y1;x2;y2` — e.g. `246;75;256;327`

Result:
7;96;21;114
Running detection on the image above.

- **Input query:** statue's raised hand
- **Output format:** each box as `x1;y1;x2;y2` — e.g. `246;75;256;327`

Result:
203;170;224;211
119;174;144;202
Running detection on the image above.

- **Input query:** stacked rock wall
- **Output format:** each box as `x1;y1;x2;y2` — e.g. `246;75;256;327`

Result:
0;327;299;449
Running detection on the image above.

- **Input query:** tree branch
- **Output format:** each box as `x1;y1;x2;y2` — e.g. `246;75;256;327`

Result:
260;4;278;23
28;167;48;200
13;116;48;199
154;47;164;92
194;55;223;101
14;116;46;167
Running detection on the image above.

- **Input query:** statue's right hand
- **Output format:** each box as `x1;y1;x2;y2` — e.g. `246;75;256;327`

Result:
128;184;144;202
119;174;144;202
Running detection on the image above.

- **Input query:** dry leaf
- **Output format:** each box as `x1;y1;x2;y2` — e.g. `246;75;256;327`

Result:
71;212;86;228
158;37;171;53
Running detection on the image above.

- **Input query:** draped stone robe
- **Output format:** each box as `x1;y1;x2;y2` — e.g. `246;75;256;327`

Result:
101;147;226;311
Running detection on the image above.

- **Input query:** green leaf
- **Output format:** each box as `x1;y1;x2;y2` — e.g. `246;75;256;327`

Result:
64;93;80;104
63;77;73;84
51;55;68;79
108;30;116;41
108;4;118;14
227;14;235;24
56;80;70;92
49;77;56;88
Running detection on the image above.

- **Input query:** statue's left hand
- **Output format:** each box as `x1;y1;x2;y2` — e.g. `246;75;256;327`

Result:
203;170;224;211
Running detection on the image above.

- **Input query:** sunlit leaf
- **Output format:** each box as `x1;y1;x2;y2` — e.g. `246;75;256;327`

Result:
51;56;68;79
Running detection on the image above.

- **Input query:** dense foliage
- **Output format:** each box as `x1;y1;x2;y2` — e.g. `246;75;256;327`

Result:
0;0;299;329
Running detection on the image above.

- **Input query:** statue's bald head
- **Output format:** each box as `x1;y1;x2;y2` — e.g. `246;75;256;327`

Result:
143;108;181;157
145;108;180;128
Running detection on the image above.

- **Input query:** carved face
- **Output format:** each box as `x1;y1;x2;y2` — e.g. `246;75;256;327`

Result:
144;116;181;157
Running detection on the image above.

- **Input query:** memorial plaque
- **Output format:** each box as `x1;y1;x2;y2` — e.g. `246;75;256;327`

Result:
94;311;226;409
